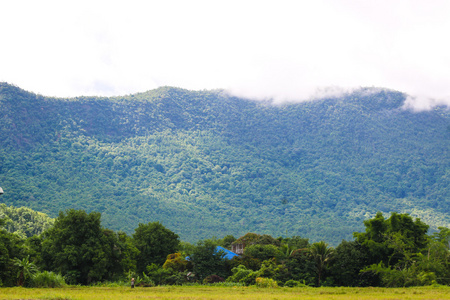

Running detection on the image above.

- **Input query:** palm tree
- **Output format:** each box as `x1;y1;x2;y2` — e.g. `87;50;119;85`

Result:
310;241;333;286
13;256;38;286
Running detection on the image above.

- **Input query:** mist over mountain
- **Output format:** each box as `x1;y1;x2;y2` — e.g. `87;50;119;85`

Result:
0;82;448;244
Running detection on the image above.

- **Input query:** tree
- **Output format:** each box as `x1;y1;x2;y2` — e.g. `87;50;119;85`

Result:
330;240;378;286
100;229;139;281
13;255;37;286
353;212;431;287
163;252;188;272
280;235;309;250
284;249;316;286
41;209;111;284
189;239;229;280
310;241;333;286
354;212;429;268
133;221;179;274
244;244;282;262
219;235;236;249
0;218;25;286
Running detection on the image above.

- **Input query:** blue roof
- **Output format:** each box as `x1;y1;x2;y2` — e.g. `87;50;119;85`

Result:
216;246;239;260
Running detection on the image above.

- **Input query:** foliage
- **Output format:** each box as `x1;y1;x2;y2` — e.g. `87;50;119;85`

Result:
253;234;281;246
30;271;66;288
226;265;256;285
203;274;225;284
309;241;334;286
284;249;316;286
133;221;180;273
189;239;229;280
13;255;38;286
232;233;260;247
0;220;25;286
354;212;429;268
284;279;305;287
163;252;188;272
279;236;309;250
330;240;377;287
0;204;54;238
243;244;283;263
255;277;278;288
1;83;448;244
40;209;135;284
363;262;437;287
144;263;190;286
218;235;236;249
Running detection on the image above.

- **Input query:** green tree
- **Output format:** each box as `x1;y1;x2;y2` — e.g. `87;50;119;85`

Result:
0;218;25;286
330;240;377;286
189;239;229;280
284;249;316;286
133;221;180;273
432;227;450;247
218;235;236;249
310;241;333;286
244;244;283;263
354;212;429;268
13;255;37;286
354;212;431;287
163;252;188;272
41;209;111;284
100;229;139;280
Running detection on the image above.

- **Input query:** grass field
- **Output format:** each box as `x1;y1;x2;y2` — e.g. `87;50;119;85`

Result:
1;285;450;300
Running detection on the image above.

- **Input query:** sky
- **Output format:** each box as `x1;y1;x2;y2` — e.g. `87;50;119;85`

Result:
1;0;450;110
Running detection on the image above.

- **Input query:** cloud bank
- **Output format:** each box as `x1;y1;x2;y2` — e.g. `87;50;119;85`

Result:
1;0;449;110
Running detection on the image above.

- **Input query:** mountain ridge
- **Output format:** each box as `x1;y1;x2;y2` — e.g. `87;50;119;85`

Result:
0;82;448;244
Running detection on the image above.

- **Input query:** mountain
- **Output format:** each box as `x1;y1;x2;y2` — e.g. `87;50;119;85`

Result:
0;82;449;244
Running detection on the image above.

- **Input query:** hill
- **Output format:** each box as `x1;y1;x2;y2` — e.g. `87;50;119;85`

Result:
0;203;54;238
0;82;449;244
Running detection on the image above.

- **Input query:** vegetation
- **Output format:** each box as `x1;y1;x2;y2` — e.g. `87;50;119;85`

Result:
1;207;450;288
0;204;54;238
0;83;449;244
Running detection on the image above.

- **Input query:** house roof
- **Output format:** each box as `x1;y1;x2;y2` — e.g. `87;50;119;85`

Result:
216;246;239;260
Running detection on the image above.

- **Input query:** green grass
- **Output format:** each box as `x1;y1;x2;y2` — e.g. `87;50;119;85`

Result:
1;286;450;300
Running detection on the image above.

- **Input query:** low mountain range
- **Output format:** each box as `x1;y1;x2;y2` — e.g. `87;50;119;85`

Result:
0;82;448;244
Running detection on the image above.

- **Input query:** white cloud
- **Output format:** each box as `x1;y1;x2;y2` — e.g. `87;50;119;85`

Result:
0;0;449;110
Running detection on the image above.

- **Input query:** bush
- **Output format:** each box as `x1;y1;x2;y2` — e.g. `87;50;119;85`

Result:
284;279;299;287
255;277;278;288
226;265;259;286
31;271;66;288
203;274;225;284
136;273;155;287
226;265;252;283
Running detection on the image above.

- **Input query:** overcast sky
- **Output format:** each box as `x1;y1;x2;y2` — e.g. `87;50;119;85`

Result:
1;0;449;110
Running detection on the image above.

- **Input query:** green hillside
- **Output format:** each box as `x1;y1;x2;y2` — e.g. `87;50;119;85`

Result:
0;203;54;238
0;82;448;244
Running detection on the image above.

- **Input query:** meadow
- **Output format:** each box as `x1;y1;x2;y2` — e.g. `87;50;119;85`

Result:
1;285;450;300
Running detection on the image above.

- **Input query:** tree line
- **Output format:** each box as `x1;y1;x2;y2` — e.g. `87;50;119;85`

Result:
1;209;449;287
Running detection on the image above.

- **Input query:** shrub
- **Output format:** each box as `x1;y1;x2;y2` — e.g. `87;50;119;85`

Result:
241;272;258;286
284;279;300;287
256;277;278;288
136;273;155;287
31;271;66;288
226;265;252;283
203;274;225;284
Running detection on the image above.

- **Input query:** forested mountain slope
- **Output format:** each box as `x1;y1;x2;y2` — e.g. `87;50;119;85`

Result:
0;82;448;244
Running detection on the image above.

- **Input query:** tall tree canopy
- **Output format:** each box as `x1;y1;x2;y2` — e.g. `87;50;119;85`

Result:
41;209;134;284
133;221;180;273
354;212;429;268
